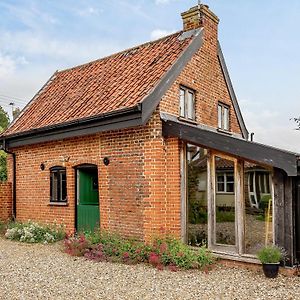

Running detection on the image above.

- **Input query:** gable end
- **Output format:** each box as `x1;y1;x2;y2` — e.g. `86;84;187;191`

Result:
217;42;248;140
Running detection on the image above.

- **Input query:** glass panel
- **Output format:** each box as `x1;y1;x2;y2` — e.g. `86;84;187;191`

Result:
223;106;229;130
187;144;208;247
217;105;222;128
53;172;58;201
244;163;273;255
180;89;185;117
61;171;67;201
187;91;194;120
215;156;235;245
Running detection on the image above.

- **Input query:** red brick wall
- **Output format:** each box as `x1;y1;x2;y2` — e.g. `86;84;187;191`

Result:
0;182;12;221
160;8;243;135
6;7;244;242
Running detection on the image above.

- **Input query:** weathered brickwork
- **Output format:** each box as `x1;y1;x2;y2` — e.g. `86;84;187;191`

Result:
160;7;242;135
4;6;244;242
0;182;12;221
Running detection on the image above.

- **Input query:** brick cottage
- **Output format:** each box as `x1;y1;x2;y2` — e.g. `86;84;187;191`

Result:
1;5;300;266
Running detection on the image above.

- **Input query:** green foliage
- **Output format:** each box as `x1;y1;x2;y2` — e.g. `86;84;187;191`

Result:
0;106;9;181
5;221;66;243
64;231;215;270
0;151;7;181
257;245;283;264
0;106;9;132
188;201;207;224
152;236;214;269
216;210;235;222
259;195;272;211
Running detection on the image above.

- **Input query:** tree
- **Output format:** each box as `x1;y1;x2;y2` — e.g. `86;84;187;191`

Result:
0;106;10;132
0;106;10;181
293;117;300;130
13;107;21;120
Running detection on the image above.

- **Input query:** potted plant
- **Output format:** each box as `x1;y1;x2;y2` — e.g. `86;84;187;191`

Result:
257;245;283;278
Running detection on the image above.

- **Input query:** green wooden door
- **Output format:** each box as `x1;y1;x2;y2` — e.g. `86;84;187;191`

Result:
77;168;100;232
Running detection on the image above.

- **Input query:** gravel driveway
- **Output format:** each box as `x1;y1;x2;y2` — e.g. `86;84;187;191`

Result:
0;238;299;300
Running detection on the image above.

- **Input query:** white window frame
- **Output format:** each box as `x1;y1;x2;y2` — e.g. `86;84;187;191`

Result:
179;86;195;121
216;172;235;194
218;102;230;131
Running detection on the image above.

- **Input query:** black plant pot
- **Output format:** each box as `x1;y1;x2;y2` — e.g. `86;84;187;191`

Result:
262;263;280;278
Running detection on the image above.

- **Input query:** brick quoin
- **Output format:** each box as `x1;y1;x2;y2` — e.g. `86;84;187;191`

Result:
6;5;243;241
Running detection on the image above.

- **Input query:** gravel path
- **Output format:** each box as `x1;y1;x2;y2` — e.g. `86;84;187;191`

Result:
0;238;299;300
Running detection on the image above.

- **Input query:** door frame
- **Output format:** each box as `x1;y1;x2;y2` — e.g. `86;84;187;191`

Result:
74;163;99;231
208;151;244;254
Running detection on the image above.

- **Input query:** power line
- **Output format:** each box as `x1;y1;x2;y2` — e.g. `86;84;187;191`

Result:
0;93;28;103
0;97;28;105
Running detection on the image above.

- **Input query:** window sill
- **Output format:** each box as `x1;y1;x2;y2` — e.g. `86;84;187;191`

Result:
217;128;232;135
178;116;197;125
48;202;69;207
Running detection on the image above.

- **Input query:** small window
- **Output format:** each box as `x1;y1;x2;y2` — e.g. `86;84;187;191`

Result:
179;87;195;121
50;166;67;202
217;172;234;193
218;103;230;131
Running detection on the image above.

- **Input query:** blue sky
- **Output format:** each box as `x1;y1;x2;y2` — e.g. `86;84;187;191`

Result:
0;0;299;151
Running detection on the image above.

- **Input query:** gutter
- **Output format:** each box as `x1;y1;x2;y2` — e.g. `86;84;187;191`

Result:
1;140;16;220
2;105;143;148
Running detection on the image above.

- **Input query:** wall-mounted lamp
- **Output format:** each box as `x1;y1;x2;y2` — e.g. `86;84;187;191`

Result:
40;163;45;171
103;157;110;166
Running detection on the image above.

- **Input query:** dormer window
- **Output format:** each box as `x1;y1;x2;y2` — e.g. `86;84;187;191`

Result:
218;102;230;131
179;87;195;121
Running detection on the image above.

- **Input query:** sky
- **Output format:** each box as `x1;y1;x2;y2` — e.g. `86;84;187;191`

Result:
0;0;299;152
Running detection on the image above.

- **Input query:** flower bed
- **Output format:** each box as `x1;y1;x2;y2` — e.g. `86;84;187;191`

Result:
64;231;214;271
4;221;65;244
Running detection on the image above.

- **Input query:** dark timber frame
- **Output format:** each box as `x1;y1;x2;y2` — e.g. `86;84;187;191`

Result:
162;113;300;266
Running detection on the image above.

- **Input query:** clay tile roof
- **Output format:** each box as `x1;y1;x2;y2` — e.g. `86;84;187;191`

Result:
5;31;194;136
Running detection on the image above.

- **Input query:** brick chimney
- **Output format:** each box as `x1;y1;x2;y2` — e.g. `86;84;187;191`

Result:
181;4;219;31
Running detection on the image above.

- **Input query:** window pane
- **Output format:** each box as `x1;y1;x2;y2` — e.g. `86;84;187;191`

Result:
218;105;222;128
217;175;224;183
244;164;273;255
226;182;234;193
226;174;234;182
217;183;225;192
180;89;185;117
50;167;67;202
215;156;235;245
187;91;194;120
187;145;208;247
223;107;229;130
57;172;61;201
61;172;67;201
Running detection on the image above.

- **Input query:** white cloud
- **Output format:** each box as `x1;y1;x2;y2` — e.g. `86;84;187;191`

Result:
155;0;172;5
76;7;103;17
0;53;28;79
0;53;16;79
0;30;121;64
150;29;176;40
240;99;300;153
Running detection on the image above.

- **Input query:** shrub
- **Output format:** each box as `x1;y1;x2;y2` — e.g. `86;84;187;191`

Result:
5;221;65;244
152;236;214;270
64;234;91;256
257;245;283;264
64;231;215;271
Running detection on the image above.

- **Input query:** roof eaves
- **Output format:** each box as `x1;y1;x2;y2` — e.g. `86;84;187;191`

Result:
161;112;298;176
217;42;249;140
140;28;204;124
2;105;142;148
